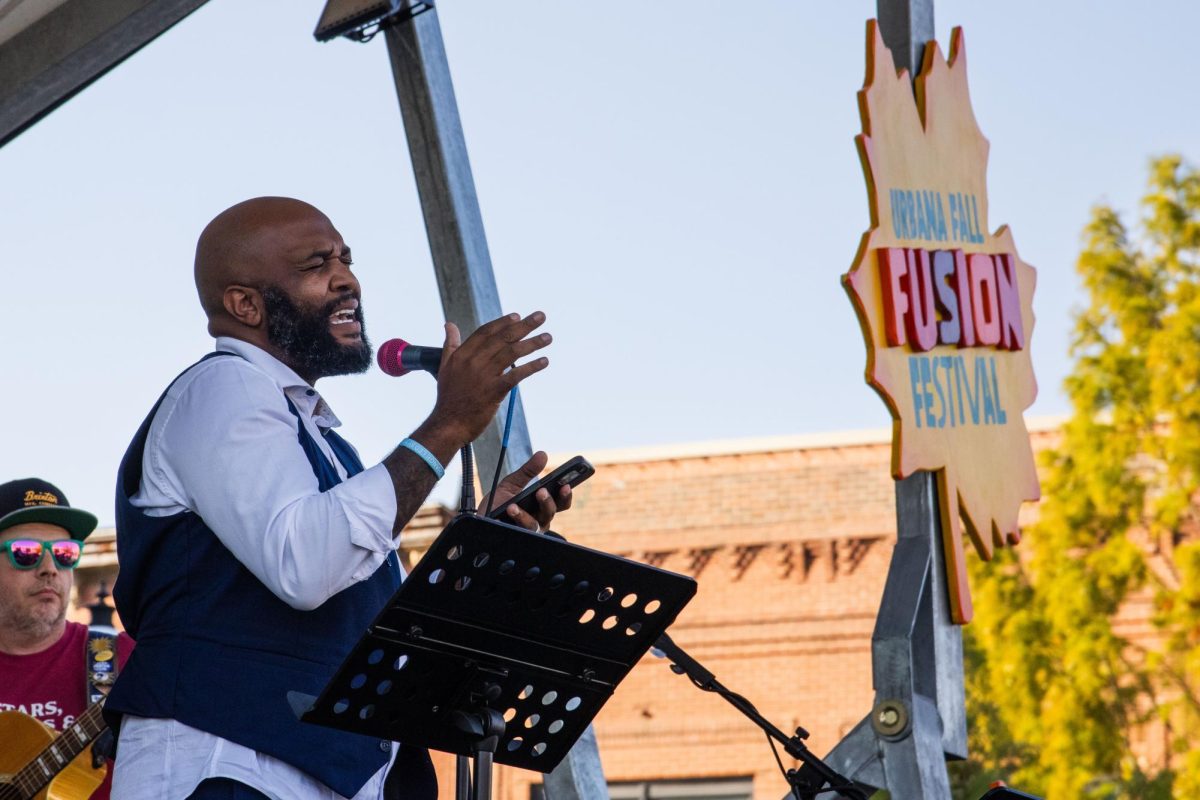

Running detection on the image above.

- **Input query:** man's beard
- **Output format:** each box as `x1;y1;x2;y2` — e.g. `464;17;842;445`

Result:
261;287;373;378
0;584;66;641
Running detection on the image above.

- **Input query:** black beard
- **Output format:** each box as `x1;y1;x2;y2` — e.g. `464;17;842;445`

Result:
261;287;373;379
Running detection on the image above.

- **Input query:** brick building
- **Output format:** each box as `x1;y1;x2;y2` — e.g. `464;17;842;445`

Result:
73;420;1094;800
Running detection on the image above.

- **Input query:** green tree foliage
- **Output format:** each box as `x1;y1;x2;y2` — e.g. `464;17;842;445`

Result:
952;155;1200;798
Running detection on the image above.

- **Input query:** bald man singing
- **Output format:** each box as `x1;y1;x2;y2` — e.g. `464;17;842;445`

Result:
107;198;569;800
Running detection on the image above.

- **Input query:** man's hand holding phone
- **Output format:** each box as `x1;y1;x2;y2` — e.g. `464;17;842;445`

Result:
484;454;594;531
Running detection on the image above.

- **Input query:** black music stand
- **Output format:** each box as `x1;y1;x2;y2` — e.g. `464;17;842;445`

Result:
290;514;697;800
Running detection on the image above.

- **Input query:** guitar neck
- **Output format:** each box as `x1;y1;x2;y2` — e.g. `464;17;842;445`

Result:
9;701;107;800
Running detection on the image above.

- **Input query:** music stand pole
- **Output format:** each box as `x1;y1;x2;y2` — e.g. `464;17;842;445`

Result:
456;756;471;800
474;748;494;800
451;707;505;800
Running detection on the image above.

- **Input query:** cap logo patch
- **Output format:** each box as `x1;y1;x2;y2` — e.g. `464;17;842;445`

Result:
23;490;59;506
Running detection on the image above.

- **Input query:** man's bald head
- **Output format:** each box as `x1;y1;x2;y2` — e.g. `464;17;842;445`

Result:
194;196;332;326
190;197;369;383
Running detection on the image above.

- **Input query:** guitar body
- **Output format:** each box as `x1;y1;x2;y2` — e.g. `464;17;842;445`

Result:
0;711;105;800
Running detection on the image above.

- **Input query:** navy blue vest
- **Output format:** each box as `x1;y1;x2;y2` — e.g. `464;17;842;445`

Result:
107;353;430;799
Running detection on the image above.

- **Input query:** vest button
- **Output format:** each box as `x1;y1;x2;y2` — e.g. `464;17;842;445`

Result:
379;740;391;752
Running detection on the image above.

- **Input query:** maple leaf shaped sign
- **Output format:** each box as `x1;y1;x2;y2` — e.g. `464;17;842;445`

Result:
843;21;1041;624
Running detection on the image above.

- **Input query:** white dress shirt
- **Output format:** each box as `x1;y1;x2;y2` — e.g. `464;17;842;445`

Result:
113;337;402;800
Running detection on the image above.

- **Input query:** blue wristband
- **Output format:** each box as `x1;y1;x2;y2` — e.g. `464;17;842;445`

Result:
400;438;445;479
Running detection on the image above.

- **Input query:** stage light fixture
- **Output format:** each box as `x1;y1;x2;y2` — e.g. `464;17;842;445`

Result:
313;0;434;43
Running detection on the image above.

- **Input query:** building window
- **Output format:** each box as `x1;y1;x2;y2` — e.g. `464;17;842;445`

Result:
533;778;753;800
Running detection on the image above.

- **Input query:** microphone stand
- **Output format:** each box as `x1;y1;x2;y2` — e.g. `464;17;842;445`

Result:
652;633;870;800
456;441;479;798
459;443;477;515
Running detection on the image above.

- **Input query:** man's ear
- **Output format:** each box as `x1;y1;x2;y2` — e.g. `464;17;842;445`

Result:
223;285;264;328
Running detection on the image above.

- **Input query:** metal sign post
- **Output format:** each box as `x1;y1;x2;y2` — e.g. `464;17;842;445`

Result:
818;472;967;798
875;0;970;763
813;1;971;798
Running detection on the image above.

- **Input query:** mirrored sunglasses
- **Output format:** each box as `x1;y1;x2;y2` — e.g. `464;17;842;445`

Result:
0;539;85;571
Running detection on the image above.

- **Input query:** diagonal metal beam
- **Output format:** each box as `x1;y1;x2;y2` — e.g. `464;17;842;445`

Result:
378;8;608;799
0;0;210;148
382;3;533;493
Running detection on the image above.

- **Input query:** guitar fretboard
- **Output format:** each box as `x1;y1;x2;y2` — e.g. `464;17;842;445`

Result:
4;701;106;800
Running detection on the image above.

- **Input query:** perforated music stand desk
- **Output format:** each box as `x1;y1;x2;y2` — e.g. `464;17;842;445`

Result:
292;514;696;776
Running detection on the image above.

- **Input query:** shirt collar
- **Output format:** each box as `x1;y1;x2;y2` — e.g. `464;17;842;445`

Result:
213;337;342;430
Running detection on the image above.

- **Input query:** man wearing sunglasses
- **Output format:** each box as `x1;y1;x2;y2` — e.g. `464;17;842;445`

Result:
108;197;571;800
0;477;132;800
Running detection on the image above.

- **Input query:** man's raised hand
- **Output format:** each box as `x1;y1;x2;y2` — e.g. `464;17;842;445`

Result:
424;311;551;452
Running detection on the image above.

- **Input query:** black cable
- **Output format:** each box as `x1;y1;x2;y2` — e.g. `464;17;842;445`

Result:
483;387;518;518
768;734;803;800
482;441;506;518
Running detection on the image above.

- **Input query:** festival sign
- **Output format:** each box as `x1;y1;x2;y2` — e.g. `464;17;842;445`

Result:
843;21;1040;624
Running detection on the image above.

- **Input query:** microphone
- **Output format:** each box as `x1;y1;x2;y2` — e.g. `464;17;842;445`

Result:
377;338;442;377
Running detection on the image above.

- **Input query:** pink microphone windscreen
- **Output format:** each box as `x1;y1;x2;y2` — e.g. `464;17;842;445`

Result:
377;338;410;377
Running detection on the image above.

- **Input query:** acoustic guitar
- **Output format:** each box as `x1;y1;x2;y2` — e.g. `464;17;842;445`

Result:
0;701;107;800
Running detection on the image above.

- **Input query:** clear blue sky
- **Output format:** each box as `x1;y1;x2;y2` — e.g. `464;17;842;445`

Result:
2;1;1198;525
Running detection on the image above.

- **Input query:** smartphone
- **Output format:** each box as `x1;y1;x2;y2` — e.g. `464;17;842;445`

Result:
487;455;595;521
